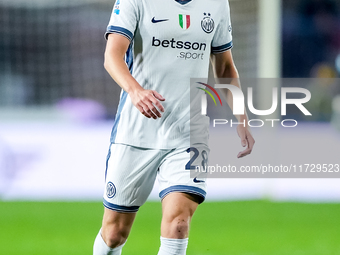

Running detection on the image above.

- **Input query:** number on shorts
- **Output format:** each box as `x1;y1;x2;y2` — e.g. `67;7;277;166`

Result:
185;147;208;170
201;150;208;169
185;147;199;170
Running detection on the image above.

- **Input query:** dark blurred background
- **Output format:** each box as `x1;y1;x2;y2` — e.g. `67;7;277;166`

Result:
0;0;117;115
1;0;338;117
281;0;340;122
282;0;340;78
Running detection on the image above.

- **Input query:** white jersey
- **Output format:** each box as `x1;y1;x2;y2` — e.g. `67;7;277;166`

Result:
106;0;233;149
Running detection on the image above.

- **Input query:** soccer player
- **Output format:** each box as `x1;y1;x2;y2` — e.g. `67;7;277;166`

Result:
93;0;255;254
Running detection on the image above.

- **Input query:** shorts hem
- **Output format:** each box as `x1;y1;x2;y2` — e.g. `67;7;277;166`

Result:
159;185;206;203
103;199;139;213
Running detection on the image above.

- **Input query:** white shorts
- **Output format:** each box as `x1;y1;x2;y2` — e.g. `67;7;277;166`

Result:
103;143;209;213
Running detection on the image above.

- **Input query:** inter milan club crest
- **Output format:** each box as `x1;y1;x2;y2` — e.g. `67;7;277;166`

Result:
179;14;190;30
106;182;116;198
201;13;214;34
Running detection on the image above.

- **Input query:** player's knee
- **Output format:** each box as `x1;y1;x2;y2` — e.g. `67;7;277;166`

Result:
105;233;127;248
169;217;190;238
102;225;129;248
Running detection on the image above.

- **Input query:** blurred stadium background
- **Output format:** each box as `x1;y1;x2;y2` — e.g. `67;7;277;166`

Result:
1;0;340;254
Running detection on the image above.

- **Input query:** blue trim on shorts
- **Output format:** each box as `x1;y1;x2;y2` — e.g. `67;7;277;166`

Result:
104;144;112;181
103;199;140;213
159;185;206;202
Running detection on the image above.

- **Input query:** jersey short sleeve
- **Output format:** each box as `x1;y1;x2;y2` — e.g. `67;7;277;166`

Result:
211;0;233;54
105;0;139;41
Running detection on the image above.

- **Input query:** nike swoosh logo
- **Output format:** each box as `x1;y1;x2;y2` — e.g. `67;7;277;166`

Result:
193;177;205;183
152;17;169;23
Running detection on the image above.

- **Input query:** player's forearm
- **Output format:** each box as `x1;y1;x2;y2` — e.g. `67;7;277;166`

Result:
104;51;143;94
216;64;249;123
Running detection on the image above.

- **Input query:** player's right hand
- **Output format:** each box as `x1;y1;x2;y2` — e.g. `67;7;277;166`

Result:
129;88;165;119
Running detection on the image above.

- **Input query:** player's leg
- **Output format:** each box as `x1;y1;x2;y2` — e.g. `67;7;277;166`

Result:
161;192;199;238
93;209;135;254
101;209;136;247
94;143;163;255
157;145;208;255
157;192;200;255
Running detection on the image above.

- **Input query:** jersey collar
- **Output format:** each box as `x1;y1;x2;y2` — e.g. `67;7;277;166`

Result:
175;0;192;5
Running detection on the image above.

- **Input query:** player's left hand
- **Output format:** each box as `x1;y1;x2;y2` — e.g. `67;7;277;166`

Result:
236;124;255;158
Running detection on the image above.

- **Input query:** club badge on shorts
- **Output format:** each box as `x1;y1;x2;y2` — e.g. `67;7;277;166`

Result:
106;182;116;198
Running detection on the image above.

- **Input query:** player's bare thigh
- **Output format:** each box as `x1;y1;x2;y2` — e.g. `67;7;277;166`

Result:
101;208;136;248
161;192;200;239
